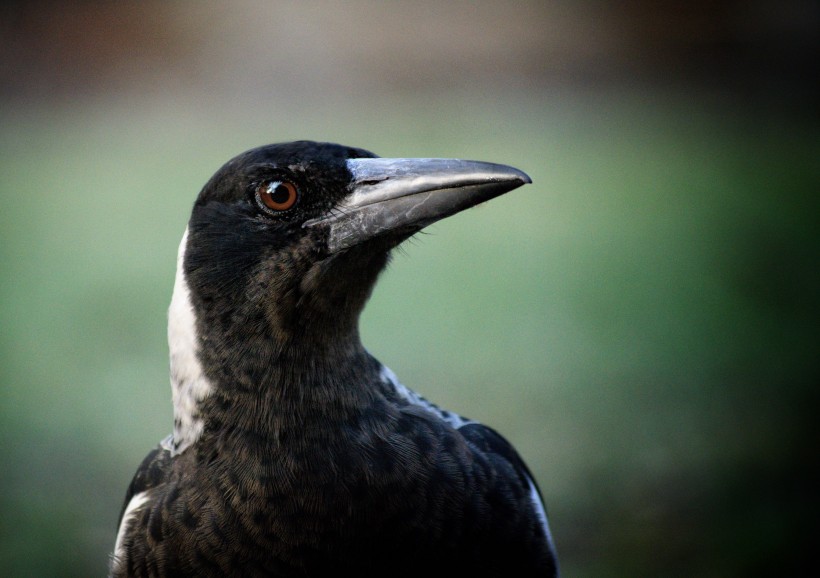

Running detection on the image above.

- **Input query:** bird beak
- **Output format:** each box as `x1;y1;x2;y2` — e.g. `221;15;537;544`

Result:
305;158;532;253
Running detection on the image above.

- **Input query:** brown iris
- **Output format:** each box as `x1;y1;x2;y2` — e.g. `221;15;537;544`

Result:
256;180;298;212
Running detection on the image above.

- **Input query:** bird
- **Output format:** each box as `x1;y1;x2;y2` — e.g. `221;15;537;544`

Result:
110;140;559;577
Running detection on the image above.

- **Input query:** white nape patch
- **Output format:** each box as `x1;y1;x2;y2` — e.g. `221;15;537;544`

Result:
527;475;558;557
379;364;472;429
167;227;213;456
111;490;150;572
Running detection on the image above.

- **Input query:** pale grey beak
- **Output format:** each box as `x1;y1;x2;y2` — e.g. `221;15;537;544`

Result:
305;157;532;253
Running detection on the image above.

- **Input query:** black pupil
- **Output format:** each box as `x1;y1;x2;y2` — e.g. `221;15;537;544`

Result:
269;183;290;204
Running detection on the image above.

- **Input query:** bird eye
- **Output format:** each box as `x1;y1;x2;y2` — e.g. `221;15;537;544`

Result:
256;180;298;213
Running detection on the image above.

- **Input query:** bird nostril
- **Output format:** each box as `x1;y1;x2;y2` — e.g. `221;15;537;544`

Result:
359;178;388;186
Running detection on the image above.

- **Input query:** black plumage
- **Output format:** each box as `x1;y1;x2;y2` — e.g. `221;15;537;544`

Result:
110;141;558;577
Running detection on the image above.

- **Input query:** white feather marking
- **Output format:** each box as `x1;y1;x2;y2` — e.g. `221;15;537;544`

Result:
379;364;472;428
111;490;150;572
167;227;213;455
527;475;558;556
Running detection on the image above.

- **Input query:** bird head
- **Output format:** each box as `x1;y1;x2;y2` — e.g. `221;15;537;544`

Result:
180;140;531;351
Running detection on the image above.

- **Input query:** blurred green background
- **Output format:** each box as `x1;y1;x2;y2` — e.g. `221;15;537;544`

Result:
1;1;817;576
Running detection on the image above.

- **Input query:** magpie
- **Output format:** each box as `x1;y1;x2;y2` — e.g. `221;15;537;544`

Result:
111;140;559;577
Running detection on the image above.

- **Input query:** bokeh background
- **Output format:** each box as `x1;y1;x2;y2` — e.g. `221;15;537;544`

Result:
1;1;817;576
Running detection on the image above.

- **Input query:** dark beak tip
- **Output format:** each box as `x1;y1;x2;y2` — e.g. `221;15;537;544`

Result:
505;166;531;186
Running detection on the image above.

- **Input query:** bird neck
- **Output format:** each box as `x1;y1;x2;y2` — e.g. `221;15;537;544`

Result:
166;228;390;456
182;338;387;457
167;263;381;454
